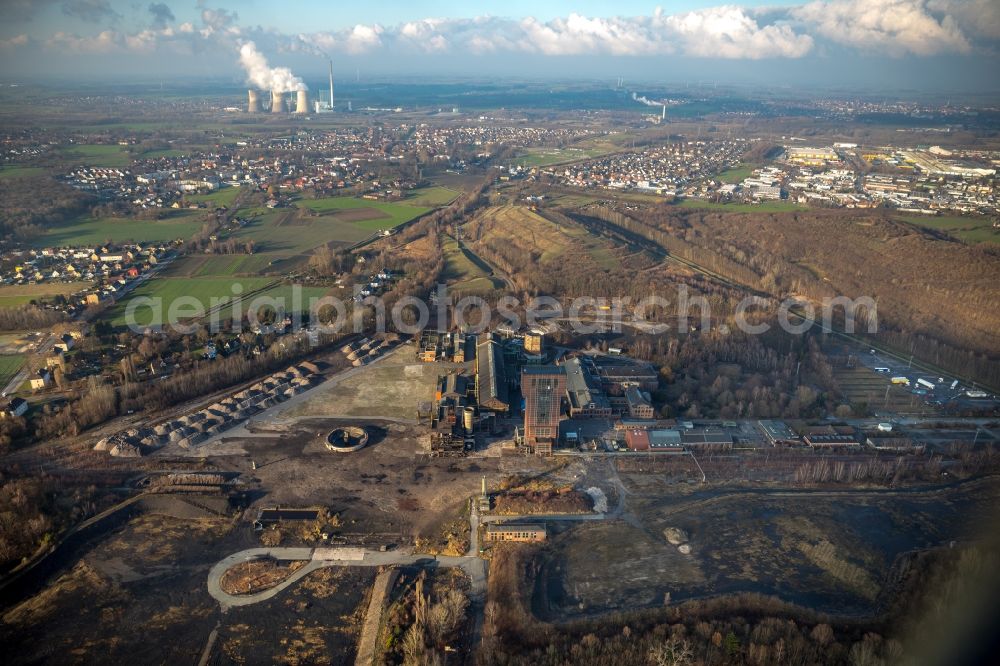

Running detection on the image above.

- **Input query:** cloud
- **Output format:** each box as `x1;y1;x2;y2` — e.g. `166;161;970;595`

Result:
792;0;971;56
27;1;1000;64
46;29;122;53
309;8;813;59
928;0;1000;41
148;3;175;30
61;0;119;24
0;34;30;50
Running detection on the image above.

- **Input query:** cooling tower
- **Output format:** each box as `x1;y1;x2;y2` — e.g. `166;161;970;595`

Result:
270;89;285;113
295;89;308;114
247;90;260;113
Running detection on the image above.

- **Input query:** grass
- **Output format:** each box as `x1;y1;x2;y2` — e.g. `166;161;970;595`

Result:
106;276;330;327
296;196;430;230
441;236;502;292
0;166;48;179
105;276;274;327
227;210;372;257
675;199;807;213
898;215;999;244
161;255;280;278
0;355;26;390
61;144;131;167
186;186;243;209
32;211;204;247
0;282;93;308
139;149;188;159
716;165;756;184
512;146;613;169
406;186;459;207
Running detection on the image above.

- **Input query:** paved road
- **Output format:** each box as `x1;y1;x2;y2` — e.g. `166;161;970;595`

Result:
207;545;485;610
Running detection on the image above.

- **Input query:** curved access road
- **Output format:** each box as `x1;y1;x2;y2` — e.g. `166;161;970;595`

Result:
207;545;485;610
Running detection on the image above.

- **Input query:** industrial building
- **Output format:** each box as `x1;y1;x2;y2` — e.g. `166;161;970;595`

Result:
429;372;475;457
624;386;655;419
758;419;800;445
521;365;566;456
624;428;682;451
485;523;546;543
593;356;658;393
476;338;509;413
564;357;613;418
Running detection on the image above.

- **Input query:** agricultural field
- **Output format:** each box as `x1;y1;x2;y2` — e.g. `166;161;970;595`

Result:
60;144;131;167
0;281;93;308
105;276;329;327
0;166;48;179
0;354;26;390
296;195;430;231
32;211;204;247
163;254;279;278
226;209;372;259
898;214;999;244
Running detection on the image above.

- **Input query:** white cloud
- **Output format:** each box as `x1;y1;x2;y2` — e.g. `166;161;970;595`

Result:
30;1;999;63
0;34;29;50
46;29;121;53
793;0;971;56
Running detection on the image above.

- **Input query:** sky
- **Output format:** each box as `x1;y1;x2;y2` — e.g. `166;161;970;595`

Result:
1;1;998;94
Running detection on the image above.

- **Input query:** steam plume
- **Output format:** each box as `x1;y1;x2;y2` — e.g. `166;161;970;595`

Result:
238;41;306;93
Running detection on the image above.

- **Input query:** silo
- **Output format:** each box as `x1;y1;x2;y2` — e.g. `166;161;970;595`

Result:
295;89;309;113
247;90;260;113
463;407;475;434
270;89;286;113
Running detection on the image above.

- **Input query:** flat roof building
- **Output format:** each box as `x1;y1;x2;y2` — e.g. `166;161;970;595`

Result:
522;365;566;456
485;523;546;542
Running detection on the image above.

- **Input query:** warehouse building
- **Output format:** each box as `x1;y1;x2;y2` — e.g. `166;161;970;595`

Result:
485;523;546;542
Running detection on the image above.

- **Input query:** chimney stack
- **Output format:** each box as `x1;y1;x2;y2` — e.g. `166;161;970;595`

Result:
247;90;260;113
270;89;285;113
295;89;308;114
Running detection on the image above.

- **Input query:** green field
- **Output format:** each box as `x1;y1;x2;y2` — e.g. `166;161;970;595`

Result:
61;144;131;167
899;215;999;244
512;146;613;168
227;210;372;257
441;235;501;292
163;254;280;278
716;165;756;184
676;198;807;213
0;166;48;179
0;281;93;309
107;276;271;326
0;355;25;391
33;211;204;247
186;186;244;208
296;196;430;230
406;186;459;207
107;276;332;327
139;149;188;159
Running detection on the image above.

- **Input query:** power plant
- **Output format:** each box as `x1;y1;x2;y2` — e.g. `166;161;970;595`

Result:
295;89;308;114
314;59;335;113
247;90;260;113
270;89;285;113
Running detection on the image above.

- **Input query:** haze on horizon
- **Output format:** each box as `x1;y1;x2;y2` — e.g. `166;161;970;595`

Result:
0;0;998;95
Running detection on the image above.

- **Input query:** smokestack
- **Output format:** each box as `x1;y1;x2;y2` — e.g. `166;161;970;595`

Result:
329;59;334;110
295;89;308;114
271;89;285;113
247;90;260;113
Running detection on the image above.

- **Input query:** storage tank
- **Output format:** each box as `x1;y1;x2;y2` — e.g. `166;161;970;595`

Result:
463;407;475;434
270;89;285;113
295;89;308;113
247;90;261;113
